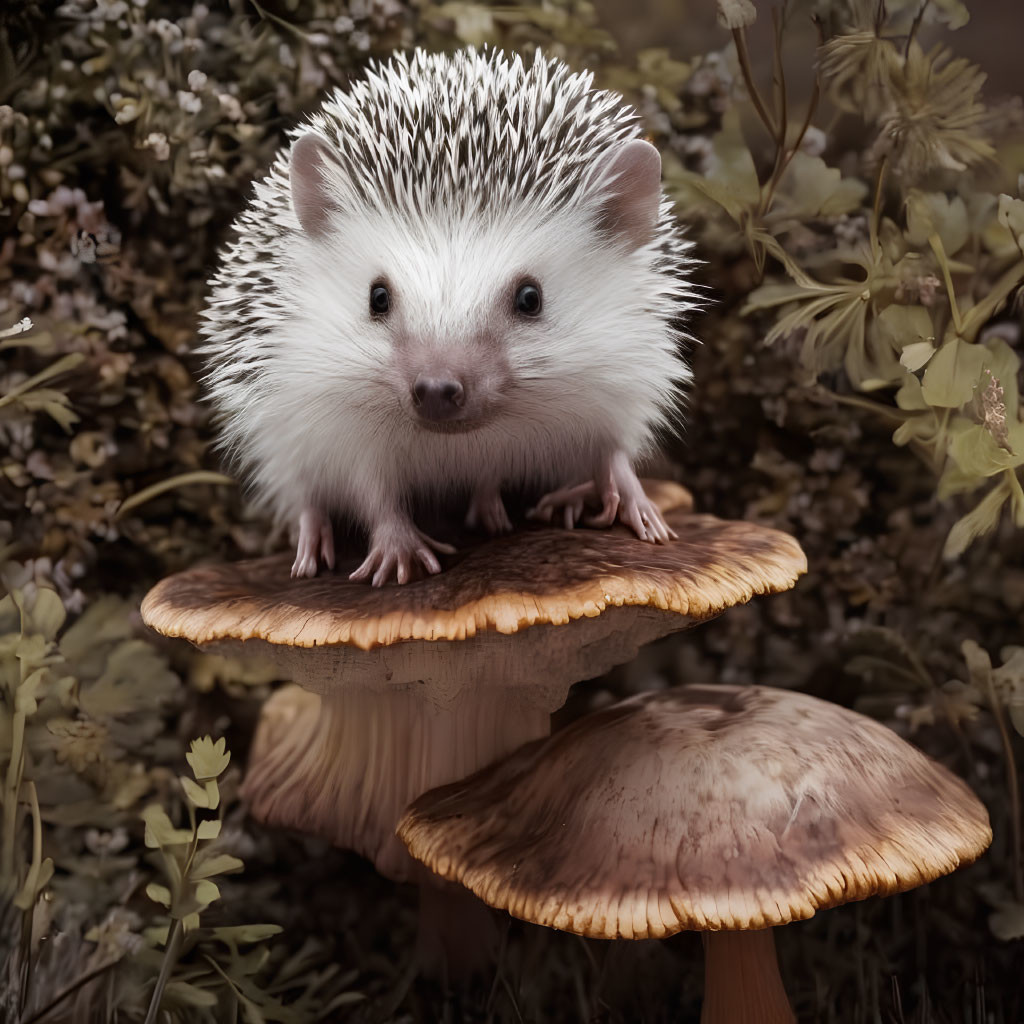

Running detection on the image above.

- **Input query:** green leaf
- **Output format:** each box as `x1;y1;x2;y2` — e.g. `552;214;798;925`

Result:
0;352;85;411
25;587;66;642
146;882;172;907
921;337;988;407
944;479;1011;558
672;109;759;225
716;0;755;28
961;639;992;690
59;595;133;660
981;336;1021;412
163;980;219;1008
14;856;54;910
906;191;969;256
192;853;245;879
210;924;283;945
186;736;231;781
196;819;222;841
900;341;936;371
194;879;221;910
141;804;194;849
772;152;868;220
204;779;221;810
878;304;934;349
930;0;970;29
181;775;212;808
949;417;1024;478
15;668;47;715
997;193;1024;252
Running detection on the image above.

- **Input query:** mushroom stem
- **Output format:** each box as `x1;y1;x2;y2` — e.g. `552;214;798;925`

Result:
242;684;549;880
701;929;795;1024
415;875;499;981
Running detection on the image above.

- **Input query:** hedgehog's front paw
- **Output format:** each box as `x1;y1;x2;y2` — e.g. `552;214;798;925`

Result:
526;481;596;530
290;507;336;578
614;491;676;543
465;484;512;535
349;518;457;587
590;450;678;544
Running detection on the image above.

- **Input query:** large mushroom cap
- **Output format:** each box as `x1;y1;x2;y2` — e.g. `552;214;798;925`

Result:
398;685;992;938
140;485;806;707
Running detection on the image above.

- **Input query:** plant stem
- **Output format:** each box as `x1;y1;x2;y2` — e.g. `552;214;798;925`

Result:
986;673;1024;901
1;707;26;888
929;233;963;335
18;782;45;1016
143;918;184;1024
21;961;119;1024
732;28;777;139
904;0;931;58
869;156;888;256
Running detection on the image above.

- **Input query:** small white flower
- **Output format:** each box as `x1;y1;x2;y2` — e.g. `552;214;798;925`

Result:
177;90;202;114
144;131;170;160
218;93;243;121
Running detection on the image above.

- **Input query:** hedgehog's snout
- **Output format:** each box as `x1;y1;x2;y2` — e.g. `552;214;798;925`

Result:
412;374;466;423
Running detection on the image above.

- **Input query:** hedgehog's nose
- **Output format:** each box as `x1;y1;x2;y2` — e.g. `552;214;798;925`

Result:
412;375;466;421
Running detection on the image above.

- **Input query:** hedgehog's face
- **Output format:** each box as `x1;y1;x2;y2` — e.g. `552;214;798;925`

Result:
288;134;682;441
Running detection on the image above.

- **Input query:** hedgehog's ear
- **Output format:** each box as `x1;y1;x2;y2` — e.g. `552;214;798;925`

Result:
290;134;342;237
593;139;663;250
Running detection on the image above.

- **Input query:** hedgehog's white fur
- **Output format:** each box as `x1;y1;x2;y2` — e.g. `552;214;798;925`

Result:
200;46;697;571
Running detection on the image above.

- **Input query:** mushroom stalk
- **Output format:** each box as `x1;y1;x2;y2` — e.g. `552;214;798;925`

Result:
701;930;795;1024
242;684;549;880
415;875;499;980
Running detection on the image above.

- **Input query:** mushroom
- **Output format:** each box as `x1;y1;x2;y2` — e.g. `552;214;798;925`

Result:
397;684;992;1020
140;483;805;970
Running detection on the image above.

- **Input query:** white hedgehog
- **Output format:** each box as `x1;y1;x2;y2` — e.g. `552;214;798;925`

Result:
200;46;697;586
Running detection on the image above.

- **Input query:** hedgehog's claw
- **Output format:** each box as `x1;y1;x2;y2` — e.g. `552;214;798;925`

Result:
349;516;456;587
291;507;335;578
466;484;513;535
529;452;678;544
526;481;594;528
593;451;677;544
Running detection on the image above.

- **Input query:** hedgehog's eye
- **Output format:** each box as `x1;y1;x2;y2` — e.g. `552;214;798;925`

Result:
514;281;542;317
369;283;391;317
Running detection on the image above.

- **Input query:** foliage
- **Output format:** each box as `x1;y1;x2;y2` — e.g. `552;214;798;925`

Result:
0;575;348;1021
1;0;1023;1020
670;0;1024;559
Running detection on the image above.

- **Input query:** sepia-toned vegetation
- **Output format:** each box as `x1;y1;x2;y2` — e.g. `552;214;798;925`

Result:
1;0;1022;1019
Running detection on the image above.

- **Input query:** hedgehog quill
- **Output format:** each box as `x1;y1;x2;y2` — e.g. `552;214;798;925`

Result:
201;48;698;585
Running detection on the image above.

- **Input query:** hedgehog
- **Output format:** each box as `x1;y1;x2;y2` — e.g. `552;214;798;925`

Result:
200;47;697;586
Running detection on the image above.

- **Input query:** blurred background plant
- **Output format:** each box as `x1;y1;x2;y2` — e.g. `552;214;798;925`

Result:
1;0;1022;1019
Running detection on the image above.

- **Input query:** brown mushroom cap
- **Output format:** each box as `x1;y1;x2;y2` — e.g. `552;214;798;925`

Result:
140;483;808;883
140;484;806;707
397;684;992;938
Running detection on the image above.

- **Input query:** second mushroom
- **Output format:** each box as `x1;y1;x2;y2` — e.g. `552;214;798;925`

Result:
399;684;992;1021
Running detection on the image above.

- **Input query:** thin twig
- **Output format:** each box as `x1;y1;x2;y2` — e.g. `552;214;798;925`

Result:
869;155;889;256
143;918;184;1024
21;960;119;1024
732;27;777;139
929;233;964;335
904;0;931;58
771;7;788;149
19;782;45;1016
